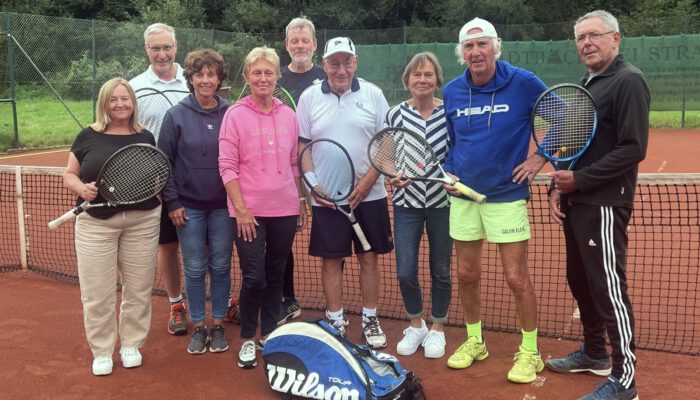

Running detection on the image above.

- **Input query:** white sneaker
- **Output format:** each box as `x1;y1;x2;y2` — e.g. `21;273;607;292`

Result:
396;320;429;356
422;329;446;359
238;340;257;369
362;315;387;349
92;356;113;376
120;347;142;368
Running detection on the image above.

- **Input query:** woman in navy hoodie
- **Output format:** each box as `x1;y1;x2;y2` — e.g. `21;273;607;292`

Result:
158;49;234;355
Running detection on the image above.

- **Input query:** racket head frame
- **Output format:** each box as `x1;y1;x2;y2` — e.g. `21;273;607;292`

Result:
95;143;171;205
531;83;598;168
298;138;356;203
368;126;441;181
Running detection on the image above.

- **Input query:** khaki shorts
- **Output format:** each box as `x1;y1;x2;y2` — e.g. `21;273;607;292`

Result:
449;197;530;243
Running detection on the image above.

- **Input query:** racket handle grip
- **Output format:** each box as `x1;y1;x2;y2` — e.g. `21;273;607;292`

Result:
352;222;372;251
48;201;87;230
454;182;487;204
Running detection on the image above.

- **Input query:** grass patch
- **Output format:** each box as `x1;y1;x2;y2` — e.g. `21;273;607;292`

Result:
1;97;698;153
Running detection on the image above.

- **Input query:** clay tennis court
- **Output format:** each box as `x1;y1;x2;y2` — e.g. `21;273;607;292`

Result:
0;128;698;399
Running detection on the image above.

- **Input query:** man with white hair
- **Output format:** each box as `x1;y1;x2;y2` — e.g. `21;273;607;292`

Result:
442;17;548;383
541;10;648;400
296;37;392;349
130;23;189;337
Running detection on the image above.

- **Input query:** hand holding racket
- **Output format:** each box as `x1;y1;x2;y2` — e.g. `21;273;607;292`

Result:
299;139;371;251
368;127;486;203
48;144;171;230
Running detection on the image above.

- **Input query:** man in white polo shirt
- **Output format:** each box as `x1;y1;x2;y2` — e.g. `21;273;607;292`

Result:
297;37;392;349
130;22;189;337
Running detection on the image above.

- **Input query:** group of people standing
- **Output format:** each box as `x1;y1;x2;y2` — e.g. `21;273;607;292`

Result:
63;9;647;400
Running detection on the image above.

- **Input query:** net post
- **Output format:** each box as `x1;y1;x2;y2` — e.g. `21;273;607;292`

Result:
14;166;28;270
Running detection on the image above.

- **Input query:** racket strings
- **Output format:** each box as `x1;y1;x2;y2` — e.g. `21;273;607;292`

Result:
136;89;178;137
300;141;354;202
99;146;170;204
533;88;595;158
370;129;437;178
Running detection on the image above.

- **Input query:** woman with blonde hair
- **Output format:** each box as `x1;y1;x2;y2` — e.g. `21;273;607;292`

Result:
62;77;161;376
219;47;306;369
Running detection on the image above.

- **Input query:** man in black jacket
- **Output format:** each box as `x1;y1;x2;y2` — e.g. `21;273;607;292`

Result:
525;9;649;400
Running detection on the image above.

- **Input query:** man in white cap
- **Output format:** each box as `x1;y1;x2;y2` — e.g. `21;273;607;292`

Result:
296;37;392;349
441;17;549;383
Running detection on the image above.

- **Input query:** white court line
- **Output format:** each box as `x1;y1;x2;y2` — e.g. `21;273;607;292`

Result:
657;160;668;173
0;148;69;160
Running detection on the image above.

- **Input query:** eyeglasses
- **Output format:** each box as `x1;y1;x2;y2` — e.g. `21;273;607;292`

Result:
147;44;175;53
326;60;355;70
575;31;614;44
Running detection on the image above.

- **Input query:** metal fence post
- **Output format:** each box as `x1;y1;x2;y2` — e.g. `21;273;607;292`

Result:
5;12;19;148
91;19;96;122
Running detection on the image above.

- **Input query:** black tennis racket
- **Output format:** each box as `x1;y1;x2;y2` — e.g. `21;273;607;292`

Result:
135;88;189;140
48;144;171;230
368;127;486;204
298;139;371;251
236;83;297;110
532;83;597;170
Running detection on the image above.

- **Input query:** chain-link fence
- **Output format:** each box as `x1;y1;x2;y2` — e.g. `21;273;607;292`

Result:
1;12;699;151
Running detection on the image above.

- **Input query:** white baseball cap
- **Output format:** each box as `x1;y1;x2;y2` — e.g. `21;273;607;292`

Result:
323;37;356;58
459;17;498;43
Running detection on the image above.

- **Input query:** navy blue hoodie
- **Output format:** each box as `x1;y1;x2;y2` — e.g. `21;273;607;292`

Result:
443;60;547;202
158;94;229;211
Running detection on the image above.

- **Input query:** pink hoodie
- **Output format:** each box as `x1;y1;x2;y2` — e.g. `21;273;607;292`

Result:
219;96;300;218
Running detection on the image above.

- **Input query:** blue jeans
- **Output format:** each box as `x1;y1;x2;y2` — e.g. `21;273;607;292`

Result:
177;207;234;323
394;206;452;323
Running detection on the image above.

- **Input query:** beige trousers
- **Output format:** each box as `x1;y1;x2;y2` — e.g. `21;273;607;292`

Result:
74;206;160;358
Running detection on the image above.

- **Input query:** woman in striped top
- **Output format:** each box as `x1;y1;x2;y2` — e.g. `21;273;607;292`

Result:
385;52;452;359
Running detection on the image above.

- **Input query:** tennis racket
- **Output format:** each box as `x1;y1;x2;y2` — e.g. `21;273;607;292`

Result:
368;127;486;204
48;144;171;230
135;88;189;140
532;83;597;171
236;83;297;110
298;138;371;251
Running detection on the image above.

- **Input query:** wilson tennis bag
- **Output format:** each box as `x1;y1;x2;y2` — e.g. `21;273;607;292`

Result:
262;320;426;400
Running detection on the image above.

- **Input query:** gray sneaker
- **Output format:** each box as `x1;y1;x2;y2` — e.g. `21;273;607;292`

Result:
187;325;209;355
546;345;612;376
209;324;229;353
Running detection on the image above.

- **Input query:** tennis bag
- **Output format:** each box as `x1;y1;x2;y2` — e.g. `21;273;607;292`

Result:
262;319;426;400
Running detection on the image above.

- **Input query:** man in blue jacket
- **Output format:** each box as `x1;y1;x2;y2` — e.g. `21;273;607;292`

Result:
442;17;548;384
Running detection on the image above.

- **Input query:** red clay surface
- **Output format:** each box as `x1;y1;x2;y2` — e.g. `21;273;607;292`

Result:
2;271;699;400
0;128;698;399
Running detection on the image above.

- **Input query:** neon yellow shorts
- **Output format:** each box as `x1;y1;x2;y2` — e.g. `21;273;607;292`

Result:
449;198;530;243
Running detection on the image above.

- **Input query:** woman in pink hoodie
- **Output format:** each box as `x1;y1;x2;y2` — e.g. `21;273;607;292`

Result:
219;47;307;369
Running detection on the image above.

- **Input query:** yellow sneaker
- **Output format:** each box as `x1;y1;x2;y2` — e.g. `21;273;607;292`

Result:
508;346;545;383
447;336;489;369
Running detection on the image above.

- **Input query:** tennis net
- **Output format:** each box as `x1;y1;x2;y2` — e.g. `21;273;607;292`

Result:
1;165;698;355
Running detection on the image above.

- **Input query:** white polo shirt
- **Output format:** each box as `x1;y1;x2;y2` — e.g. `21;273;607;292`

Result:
297;77;389;205
130;64;189;141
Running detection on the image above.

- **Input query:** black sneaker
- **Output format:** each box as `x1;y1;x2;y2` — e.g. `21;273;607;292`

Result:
546;345;612;376
187;325;209;355
277;298;302;326
209;324;229;353
579;376;638;400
